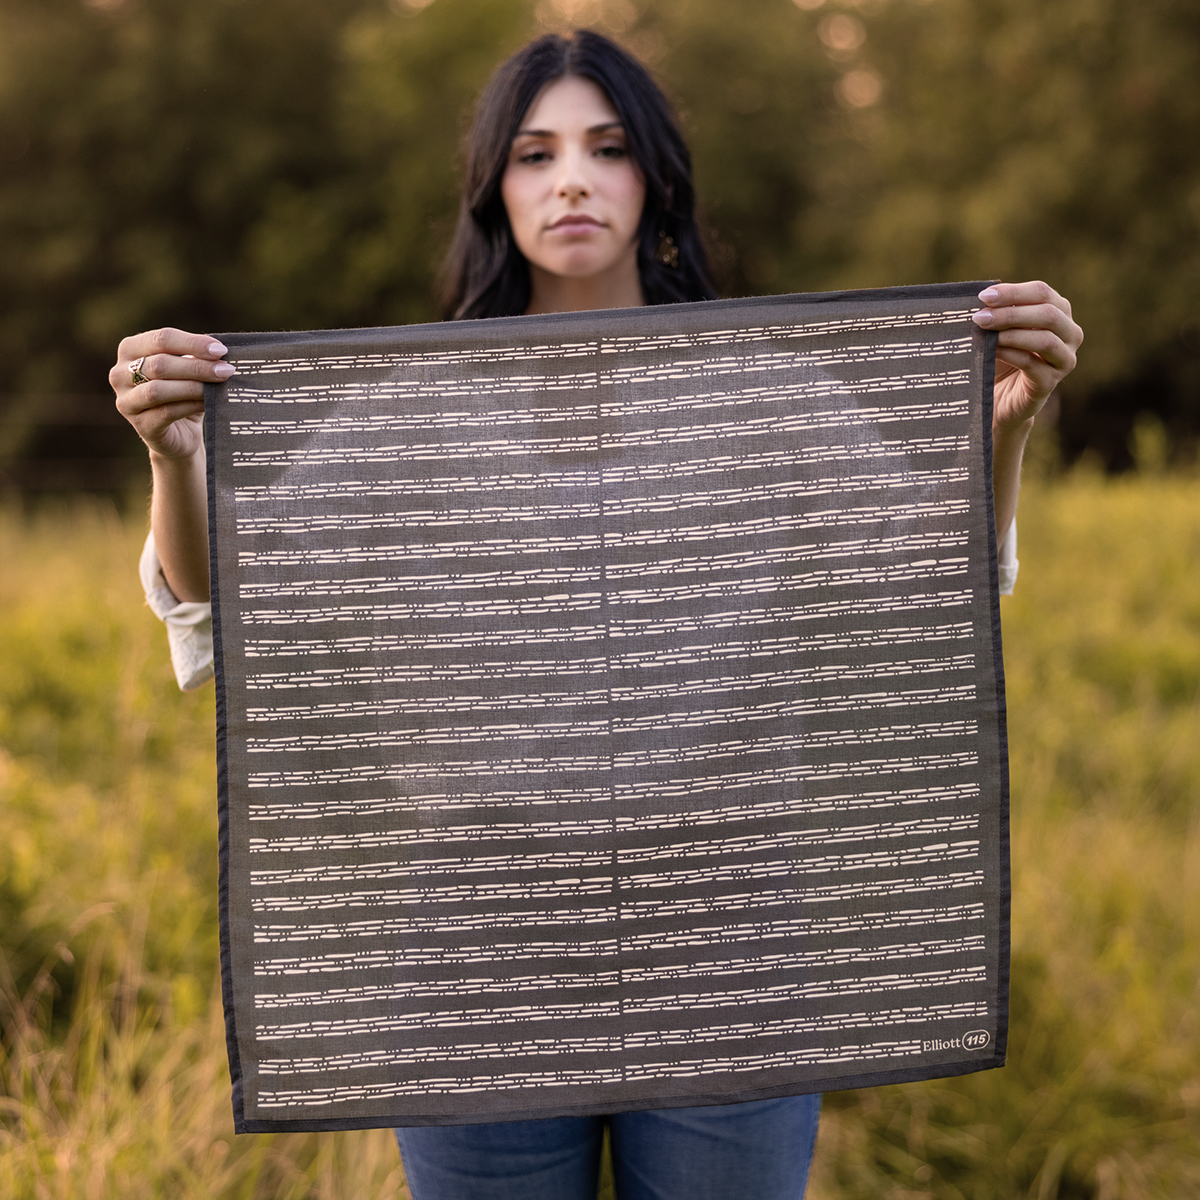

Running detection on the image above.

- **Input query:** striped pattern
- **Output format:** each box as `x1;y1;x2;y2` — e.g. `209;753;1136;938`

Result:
209;288;1007;1132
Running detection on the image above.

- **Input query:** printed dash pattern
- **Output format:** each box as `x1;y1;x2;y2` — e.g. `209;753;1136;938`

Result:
210;290;1008;1129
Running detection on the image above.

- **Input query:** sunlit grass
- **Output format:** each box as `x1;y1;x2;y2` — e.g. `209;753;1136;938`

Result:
1;477;1198;1198
810;473;1200;1200
0;503;409;1199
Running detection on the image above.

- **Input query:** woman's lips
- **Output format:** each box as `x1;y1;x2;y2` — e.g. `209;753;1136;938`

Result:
549;215;604;230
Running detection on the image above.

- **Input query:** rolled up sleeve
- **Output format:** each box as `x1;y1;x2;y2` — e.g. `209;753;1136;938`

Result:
139;533;215;691
997;519;1019;596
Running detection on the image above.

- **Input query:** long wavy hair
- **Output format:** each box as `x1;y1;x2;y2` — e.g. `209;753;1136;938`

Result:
439;30;717;319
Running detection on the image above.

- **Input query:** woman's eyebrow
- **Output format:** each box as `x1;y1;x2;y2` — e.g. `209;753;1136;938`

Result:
513;121;625;137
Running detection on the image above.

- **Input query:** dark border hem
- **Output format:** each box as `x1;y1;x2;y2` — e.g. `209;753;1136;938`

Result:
236;1054;1005;1134
215;281;996;349
974;320;1012;1065
205;380;247;1134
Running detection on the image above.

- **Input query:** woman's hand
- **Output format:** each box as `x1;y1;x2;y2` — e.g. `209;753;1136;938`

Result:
971;281;1083;429
111;328;230;601
973;281;1083;543
110;328;234;459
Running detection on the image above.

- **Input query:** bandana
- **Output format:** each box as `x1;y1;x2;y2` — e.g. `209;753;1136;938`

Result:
206;283;1009;1132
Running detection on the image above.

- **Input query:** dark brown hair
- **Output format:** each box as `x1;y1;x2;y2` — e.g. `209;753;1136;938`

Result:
440;30;717;319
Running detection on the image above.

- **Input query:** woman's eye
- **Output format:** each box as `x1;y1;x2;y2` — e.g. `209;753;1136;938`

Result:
596;144;627;159
517;148;551;164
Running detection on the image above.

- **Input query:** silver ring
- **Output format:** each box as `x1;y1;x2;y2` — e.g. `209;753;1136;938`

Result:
129;356;149;387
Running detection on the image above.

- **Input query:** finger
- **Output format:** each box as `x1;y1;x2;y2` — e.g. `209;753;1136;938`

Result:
994;327;1078;374
996;345;1056;385
130;399;207;431
110;354;234;399
117;327;228;364
972;300;1078;340
115;378;206;417
116;351;234;389
976;280;1070;316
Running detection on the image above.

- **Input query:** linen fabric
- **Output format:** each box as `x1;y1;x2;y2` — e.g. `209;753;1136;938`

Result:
139;524;1019;694
204;284;1011;1133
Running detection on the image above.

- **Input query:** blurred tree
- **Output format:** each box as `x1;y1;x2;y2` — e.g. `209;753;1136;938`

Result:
785;0;1200;468
0;0;1197;491
240;0;535;332
628;0;841;297
0;0;386;491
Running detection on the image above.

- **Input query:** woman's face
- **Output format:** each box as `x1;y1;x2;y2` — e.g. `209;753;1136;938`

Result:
501;75;646;291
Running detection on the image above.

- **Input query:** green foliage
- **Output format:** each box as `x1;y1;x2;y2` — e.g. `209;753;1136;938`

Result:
809;475;1200;1200
243;0;537;331
801;0;1200;468
0;506;409;1198
0;0;387;381
2;482;1199;1196
2;0;1199;482
0;504;217;1022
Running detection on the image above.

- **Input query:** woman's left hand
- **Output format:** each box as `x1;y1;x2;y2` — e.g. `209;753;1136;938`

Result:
971;280;1083;429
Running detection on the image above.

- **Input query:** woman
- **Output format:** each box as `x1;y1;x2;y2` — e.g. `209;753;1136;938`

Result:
110;29;1082;1200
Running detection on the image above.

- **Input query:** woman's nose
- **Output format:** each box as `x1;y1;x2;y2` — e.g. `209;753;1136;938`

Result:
558;178;589;199
555;147;591;199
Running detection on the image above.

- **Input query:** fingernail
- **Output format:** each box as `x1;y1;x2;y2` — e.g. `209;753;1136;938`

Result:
214;362;236;379
972;309;994;327
208;341;228;356
978;288;1000;304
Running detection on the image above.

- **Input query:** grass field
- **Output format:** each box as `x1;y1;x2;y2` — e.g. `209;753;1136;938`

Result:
1;473;1198;1199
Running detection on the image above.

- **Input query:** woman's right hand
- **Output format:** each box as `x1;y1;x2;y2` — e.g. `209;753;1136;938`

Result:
110;328;235;460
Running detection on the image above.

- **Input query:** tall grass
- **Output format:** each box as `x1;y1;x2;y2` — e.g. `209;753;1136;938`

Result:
809;472;1200;1200
1;477;1197;1198
0;503;409;1199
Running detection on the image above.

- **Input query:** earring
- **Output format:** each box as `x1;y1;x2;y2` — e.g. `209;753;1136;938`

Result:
655;231;680;268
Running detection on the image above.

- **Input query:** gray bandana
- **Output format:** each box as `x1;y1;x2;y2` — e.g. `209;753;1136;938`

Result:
206;283;1009;1133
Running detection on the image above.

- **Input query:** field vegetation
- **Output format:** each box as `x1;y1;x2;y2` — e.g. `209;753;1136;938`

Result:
1;471;1198;1198
4;0;1200;487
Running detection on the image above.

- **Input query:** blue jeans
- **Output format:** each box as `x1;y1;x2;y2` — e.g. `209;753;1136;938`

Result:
395;1094;822;1199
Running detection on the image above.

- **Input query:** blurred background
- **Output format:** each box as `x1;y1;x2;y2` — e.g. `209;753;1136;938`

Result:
1;0;1198;497
1;2;1198;1198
